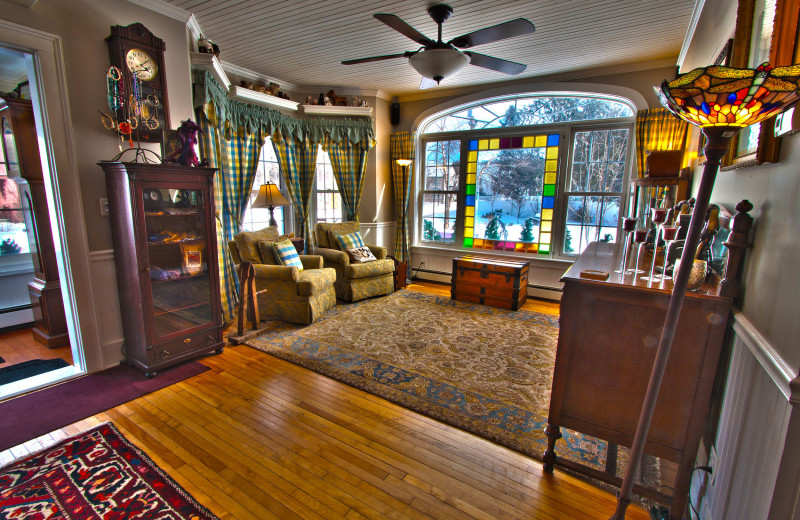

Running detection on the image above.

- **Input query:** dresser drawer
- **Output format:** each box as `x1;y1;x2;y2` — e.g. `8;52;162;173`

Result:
149;327;221;366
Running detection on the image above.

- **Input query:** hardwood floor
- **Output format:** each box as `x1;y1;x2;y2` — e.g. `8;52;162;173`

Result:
0;284;650;520
0;326;73;366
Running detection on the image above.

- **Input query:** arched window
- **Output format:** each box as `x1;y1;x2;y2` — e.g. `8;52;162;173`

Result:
418;93;635;257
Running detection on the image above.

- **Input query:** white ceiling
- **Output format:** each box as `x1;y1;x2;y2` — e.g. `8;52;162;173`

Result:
164;0;698;97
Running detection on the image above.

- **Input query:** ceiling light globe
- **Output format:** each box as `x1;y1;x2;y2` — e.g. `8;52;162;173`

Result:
408;48;470;84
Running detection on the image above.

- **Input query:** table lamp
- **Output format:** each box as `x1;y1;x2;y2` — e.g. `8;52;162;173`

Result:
610;62;800;520
252;182;290;228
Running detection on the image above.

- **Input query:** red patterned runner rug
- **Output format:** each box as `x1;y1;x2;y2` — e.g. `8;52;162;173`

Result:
0;422;218;519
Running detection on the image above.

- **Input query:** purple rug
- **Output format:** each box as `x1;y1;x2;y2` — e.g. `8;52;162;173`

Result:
0;361;209;452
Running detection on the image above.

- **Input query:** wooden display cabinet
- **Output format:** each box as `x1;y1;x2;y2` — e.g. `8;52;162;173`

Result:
1;95;69;347
543;241;734;519
101;161;223;376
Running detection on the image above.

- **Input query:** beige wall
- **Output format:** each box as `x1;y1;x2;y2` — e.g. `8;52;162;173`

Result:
0;0;194;252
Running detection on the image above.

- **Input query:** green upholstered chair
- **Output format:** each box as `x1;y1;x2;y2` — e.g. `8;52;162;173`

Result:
228;226;336;325
312;221;395;302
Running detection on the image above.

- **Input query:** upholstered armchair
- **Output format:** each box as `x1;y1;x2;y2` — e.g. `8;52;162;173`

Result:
312;221;395;302
228;226;336;325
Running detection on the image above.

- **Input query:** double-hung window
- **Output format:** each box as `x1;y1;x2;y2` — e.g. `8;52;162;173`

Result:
241;138;287;233
418;94;635;257
314;147;342;223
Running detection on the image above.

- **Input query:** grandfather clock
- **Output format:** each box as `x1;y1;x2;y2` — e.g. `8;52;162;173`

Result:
1;95;69;347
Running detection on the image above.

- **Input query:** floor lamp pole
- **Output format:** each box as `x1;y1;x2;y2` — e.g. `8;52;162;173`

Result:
609;127;736;520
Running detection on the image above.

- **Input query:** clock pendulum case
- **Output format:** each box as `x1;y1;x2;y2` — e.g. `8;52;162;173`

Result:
106;23;170;142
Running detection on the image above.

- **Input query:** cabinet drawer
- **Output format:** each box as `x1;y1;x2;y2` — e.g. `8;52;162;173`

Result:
149;328;220;366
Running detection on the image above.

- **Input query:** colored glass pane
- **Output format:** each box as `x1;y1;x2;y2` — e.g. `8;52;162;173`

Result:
465;195;475;206
544;171;557;184
466;174;476;184
465;206;474;216
467;162;476;173
541;221;552;232
542;197;554;209
511;136;523;148
468;151;477;161
546;147;558;160
464;237;473;247
546;160;558;171
539;244;550;253
542;209;553;220
466;185;475;195
489;138;500;149
543;185;555;196
523;136;535;148
499;138;511;149
540;232;551;243
535;135;547;147
469;140;478;150
479;140;489;150
465;216;474;227
547;134;560;146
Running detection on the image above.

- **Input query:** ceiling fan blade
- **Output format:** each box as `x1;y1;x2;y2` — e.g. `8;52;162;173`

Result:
449;18;535;49
342;53;410;65
464;52;527;75
374;13;435;46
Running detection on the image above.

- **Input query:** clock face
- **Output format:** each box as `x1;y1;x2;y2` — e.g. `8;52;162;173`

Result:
126;48;158;81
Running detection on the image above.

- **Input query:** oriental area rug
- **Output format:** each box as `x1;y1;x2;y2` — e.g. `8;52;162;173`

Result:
246;290;608;470
0;422;218;520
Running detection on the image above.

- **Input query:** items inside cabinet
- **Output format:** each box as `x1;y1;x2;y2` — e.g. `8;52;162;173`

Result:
142;187;212;338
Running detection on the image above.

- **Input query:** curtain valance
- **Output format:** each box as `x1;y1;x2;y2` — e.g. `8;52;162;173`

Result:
197;72;375;146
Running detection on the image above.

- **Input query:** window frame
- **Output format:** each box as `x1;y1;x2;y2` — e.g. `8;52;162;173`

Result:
419;139;461;245
311;145;343;224
417;96;636;261
240;137;292;234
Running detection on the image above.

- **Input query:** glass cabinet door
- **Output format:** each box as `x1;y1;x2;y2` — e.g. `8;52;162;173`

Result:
141;185;212;340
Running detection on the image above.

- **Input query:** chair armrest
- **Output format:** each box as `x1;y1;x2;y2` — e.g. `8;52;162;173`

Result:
300;255;324;269
251;263;299;282
315;247;350;267
367;245;388;260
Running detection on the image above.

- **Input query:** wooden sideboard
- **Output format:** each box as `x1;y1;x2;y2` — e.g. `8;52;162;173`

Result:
544;241;733;520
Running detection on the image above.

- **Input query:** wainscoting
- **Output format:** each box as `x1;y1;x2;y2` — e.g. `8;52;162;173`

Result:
88;250;125;368
699;312;800;520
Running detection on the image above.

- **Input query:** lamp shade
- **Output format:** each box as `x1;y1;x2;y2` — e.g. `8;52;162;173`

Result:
408;48;470;83
252;183;290;208
396;159;413;167
655;63;800;128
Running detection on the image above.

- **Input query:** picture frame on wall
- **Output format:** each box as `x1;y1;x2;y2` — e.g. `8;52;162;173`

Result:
161;129;182;163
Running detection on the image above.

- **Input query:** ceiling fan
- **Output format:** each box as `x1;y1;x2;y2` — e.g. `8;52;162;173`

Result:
342;4;535;85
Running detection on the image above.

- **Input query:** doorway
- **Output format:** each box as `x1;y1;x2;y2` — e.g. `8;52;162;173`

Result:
0;20;98;400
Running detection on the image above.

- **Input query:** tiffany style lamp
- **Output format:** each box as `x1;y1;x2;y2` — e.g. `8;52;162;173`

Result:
610;63;800;520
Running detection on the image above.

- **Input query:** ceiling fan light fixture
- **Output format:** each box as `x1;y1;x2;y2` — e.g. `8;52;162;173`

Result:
408;48;470;84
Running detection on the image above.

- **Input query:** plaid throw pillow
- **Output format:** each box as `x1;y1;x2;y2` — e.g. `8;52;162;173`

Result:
335;231;365;251
271;239;304;270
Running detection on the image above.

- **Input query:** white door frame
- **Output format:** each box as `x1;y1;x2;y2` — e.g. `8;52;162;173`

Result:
0;19;103;391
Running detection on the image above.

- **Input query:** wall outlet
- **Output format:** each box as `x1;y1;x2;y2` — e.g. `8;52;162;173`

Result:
99;198;109;216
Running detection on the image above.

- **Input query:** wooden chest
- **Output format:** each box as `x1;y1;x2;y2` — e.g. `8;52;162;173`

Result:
451;256;529;310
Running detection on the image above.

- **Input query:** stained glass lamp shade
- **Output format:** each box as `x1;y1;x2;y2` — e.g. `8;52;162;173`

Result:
655;63;800;128
611;63;800;520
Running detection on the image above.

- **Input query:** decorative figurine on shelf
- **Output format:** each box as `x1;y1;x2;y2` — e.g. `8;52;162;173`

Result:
323;95;333;106
317;93;325;105
305;96;315;105
695;204;720;271
326;89;348;106
175;119;203;167
197;35;213;53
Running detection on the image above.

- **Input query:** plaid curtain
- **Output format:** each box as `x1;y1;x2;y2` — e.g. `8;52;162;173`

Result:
390;131;415;263
197;103;265;322
323;135;374;222
635;108;690;177
272;134;318;249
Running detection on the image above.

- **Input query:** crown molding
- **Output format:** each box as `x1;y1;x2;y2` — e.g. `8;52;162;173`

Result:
677;0;706;69
186;14;203;43
220;61;298;93
126;0;192;23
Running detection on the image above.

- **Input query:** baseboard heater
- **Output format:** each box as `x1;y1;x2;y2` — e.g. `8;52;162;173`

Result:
412;267;562;294
0;303;33;315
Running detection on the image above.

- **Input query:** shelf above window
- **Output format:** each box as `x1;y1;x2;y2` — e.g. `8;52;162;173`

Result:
229;86;299;112
302;105;373;117
190;52;230;89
